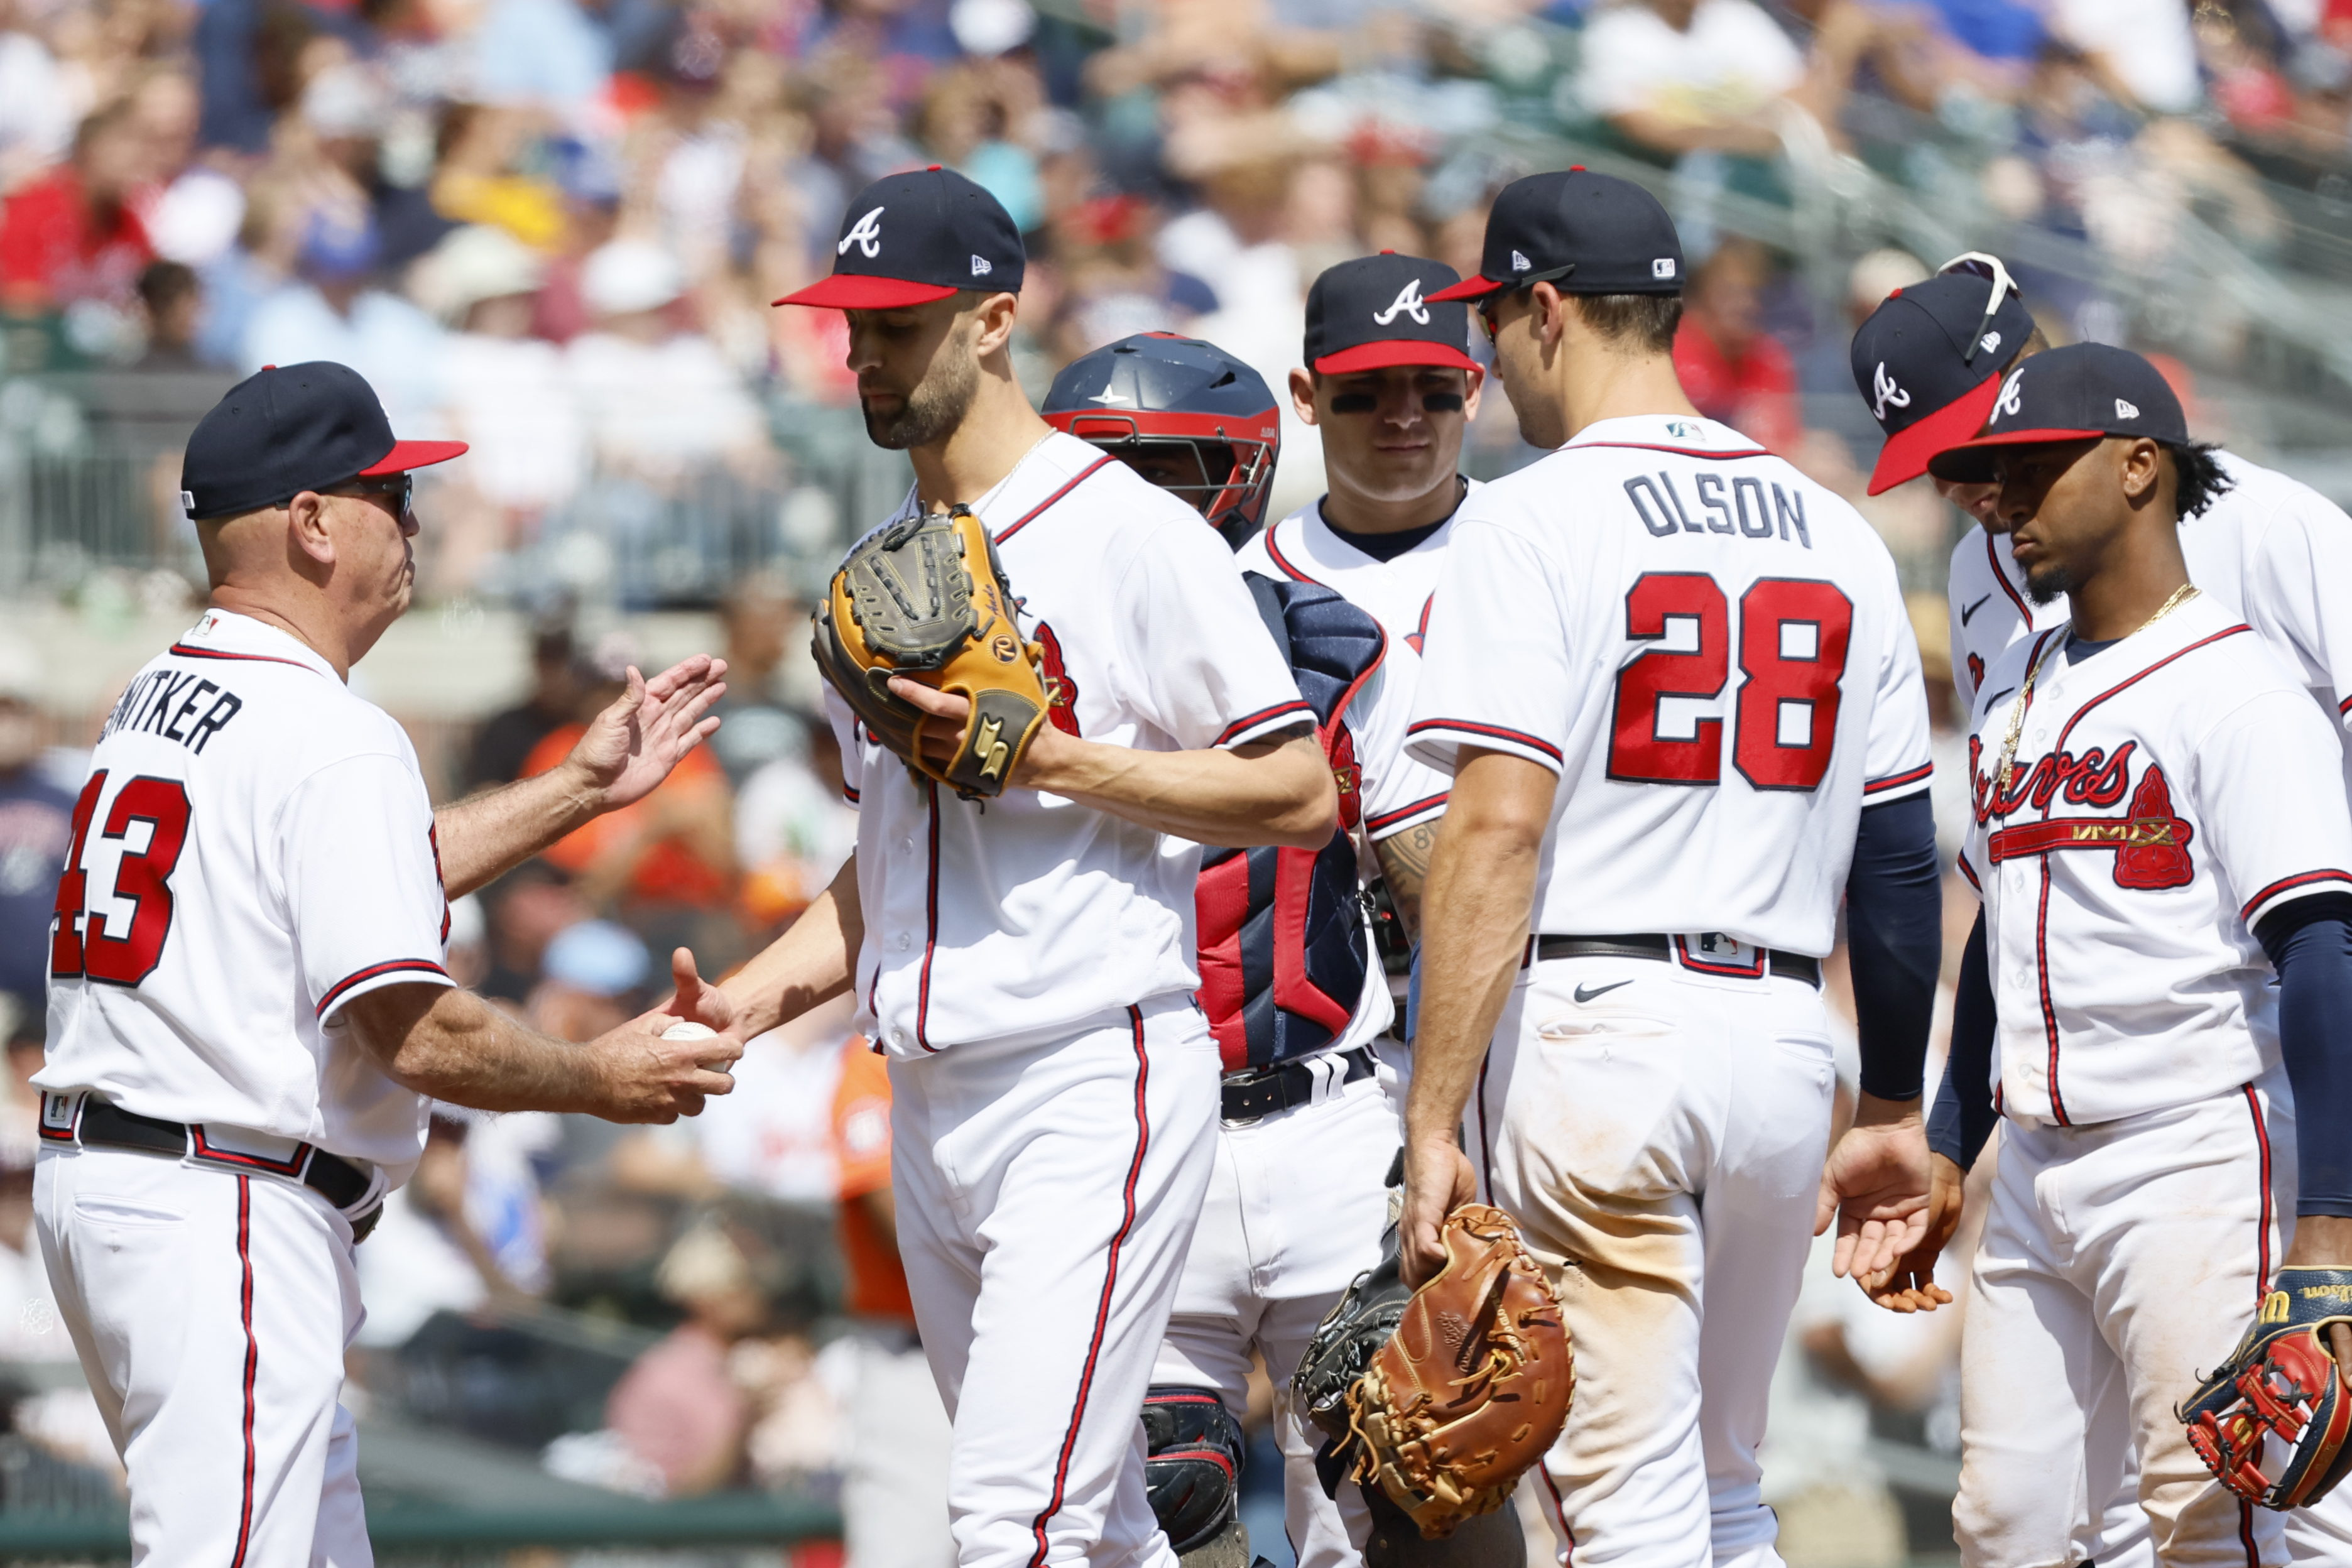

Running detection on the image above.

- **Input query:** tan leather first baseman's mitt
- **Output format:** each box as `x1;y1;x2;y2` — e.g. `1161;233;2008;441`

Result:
1336;1204;1571;1537
813;504;1050;799
2181;1268;2352;1510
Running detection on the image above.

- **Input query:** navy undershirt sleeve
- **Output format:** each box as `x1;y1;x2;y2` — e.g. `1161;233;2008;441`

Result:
1928;910;1998;1171
1845;792;1941;1101
2255;893;2352;1219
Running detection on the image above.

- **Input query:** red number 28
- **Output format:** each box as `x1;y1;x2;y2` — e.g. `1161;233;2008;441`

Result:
52;770;192;984
1608;575;1854;792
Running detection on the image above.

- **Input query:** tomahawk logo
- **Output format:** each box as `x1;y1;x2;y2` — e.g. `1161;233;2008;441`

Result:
1871;361;1911;421
1373;278;1430;326
838;206;885;258
1992;368;2025;422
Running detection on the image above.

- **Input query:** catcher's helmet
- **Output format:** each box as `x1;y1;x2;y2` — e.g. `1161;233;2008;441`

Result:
1042;332;1280;547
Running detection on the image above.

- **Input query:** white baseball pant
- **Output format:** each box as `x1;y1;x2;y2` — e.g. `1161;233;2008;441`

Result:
1153;1064;1400;1567
1471;950;1838;1568
35;1143;371;1568
1956;1075;2293;1568
889;998;1218;1568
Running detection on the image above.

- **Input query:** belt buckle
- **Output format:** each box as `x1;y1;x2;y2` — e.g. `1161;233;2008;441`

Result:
37;1092;82;1144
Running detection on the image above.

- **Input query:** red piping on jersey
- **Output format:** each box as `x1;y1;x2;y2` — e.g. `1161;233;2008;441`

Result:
2020;623;2251;1123
1214;700;1312;748
915;782;943;1053
2339;692;2352;717
1956;852;1981;893
842;783;860;805
1407;594;1433;655
315;958;450;1018
1026;1006;1151;1568
1863;762;1934;796
1565;441;1771;460
1366;792;1449;835
231;1175;259;1568
1474;1052;1495;1202
2240;869;2352;923
1263;526;1320;586
1983;531;2030;624
168;643;321;674
1407;717;1564;765
1541;1467;1574;1564
2242;1079;2273;1568
993;455;1118;545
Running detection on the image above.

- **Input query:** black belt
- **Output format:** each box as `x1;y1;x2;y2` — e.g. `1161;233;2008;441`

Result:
1220;1047;1376;1123
1532;933;1821;988
70;1098;383;1241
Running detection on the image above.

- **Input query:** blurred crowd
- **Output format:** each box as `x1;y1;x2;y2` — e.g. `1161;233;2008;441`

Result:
3;0;2348;605
1;0;2348;1557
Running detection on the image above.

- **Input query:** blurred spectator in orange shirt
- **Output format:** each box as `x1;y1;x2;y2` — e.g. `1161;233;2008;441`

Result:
831;1040;954;1568
0;99;154;314
1671;237;1802;454
518;693;735;912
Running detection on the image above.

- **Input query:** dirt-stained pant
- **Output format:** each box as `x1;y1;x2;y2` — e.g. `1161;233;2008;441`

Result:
1956;1074;2293;1568
1470;946;1838;1568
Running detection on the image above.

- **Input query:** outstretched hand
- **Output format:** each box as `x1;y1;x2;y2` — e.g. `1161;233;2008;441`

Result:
565;655;728;812
1816;1094;1933;1287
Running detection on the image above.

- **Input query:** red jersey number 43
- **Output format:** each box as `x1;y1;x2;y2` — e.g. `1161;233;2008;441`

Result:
1607;573;1854;792
51;770;191;985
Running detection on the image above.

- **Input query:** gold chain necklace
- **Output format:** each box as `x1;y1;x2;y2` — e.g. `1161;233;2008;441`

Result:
1995;582;2201;794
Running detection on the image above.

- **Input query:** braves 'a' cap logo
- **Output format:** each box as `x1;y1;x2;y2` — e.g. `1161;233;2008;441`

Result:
839;205;885;258
1871;361;1910;422
1373;278;1430;327
1992;367;2025;422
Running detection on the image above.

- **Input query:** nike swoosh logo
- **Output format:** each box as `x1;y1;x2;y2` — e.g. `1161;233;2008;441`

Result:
1573;980;1633;1004
1960;594;1992;626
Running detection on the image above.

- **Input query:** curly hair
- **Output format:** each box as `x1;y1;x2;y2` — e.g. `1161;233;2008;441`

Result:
2162;440;2235;520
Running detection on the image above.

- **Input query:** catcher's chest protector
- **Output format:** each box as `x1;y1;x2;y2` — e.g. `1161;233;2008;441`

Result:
1195;575;1384;1072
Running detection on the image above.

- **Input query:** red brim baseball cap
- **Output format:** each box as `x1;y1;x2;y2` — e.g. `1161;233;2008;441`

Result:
360;440;469;474
772;273;962;310
1920;344;2188;484
1424;275;1504;304
1866;372;2003;494
1313;339;1482;374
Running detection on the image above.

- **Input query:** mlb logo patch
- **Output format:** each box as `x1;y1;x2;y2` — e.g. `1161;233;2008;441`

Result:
1653;258;1677;279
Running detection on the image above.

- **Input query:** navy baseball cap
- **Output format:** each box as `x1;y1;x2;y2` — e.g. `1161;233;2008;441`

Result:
1304;253;1478;374
180;361;466;521
1923;344;2189;483
1426;168;1683;305
775;166;1024;310
1851;268;2039;494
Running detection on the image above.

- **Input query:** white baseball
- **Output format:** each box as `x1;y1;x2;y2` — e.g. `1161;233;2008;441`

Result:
662;1021;719;1041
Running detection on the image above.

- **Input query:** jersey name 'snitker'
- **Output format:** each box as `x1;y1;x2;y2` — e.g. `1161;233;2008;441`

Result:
1960;597;2352;1124
832;432;1311;1059
1950;454;2352;793
37;610;454;1176
1407;415;1932;957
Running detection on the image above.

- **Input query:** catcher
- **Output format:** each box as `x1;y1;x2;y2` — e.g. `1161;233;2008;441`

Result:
1880;344;2352;1567
672;168;1339;1568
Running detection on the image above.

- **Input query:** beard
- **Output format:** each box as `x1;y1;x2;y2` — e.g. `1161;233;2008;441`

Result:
862;339;980;450
2025;560;2077;606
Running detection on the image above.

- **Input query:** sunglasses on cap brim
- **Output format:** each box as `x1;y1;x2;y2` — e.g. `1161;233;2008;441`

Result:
1937;251;2021;367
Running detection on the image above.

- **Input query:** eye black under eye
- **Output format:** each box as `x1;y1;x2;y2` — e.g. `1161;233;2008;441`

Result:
1331;393;1377;413
1422;392;1464;412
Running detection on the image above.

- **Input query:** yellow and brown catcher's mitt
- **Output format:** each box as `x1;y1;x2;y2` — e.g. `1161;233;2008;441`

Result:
1343;1203;1571;1538
813;504;1050;799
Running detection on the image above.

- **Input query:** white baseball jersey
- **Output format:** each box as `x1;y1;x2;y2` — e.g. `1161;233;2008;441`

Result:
1958;596;2352;1126
1238;494;1463;840
1950;454;2352;788
1406;414;1934;958
36;609;453;1177
832;432;1310;1060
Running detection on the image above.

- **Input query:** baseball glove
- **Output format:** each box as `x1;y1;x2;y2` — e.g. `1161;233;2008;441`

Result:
1295;1202;1571;1538
813;504;1050;800
2181;1267;2352;1510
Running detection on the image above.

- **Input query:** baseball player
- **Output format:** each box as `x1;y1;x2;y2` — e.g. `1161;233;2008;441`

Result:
683;168;1339;1568
34;361;740;1568
1856;257;2352;1567
1041;329;1488;1568
1896;342;2352;1567
1395;169;1947;1568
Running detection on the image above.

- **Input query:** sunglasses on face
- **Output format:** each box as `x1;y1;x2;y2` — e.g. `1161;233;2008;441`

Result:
325;472;415;518
1937;251;2021;366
